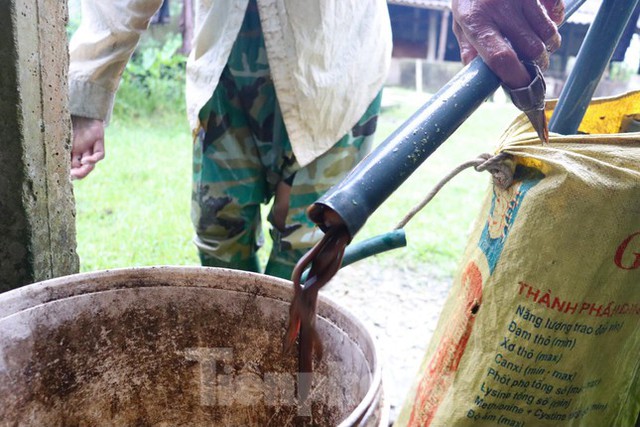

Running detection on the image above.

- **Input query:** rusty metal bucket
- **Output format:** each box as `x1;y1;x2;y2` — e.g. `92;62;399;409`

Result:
0;267;386;426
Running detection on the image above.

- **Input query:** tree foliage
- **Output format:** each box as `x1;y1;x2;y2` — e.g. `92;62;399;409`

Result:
113;34;187;120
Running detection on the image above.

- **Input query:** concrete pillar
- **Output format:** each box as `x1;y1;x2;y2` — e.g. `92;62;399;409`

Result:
427;10;438;62
415;59;423;93
437;9;450;62
0;0;79;291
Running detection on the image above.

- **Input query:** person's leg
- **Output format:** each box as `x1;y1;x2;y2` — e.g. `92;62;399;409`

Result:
264;91;384;279
192;1;274;272
192;65;265;272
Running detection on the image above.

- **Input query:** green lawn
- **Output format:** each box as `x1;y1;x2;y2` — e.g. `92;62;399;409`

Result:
74;114;196;271
74;86;519;275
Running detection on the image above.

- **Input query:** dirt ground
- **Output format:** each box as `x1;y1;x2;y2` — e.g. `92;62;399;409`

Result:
324;258;453;423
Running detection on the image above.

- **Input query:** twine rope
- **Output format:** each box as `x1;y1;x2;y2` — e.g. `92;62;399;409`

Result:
394;152;513;230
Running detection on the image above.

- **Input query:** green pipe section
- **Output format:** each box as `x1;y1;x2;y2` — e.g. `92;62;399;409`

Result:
300;229;407;282
341;229;407;267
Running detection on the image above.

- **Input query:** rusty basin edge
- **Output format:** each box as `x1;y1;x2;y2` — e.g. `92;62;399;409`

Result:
0;266;386;426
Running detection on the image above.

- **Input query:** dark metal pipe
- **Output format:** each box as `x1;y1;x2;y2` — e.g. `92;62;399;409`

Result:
549;0;640;135
315;0;586;238
316;58;499;237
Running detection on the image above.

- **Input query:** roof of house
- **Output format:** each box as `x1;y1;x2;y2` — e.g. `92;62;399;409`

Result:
387;0;639;29
568;0;604;25
387;0;450;10
568;0;640;28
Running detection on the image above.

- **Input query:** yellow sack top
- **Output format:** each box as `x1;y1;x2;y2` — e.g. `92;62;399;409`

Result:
397;91;640;427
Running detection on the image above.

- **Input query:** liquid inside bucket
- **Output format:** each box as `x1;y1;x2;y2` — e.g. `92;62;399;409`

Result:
0;267;384;426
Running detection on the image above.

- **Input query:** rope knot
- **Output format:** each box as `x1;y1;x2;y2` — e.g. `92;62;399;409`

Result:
474;152;513;190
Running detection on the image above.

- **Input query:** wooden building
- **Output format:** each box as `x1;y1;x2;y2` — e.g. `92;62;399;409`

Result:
388;0;457;61
386;0;640;95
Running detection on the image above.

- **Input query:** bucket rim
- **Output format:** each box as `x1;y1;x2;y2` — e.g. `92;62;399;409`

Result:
0;266;383;426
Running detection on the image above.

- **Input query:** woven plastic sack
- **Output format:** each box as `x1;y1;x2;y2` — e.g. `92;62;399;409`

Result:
397;91;640;426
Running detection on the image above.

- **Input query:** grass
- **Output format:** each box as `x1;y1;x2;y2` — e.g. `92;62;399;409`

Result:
74;86;519;276
74;114;197;271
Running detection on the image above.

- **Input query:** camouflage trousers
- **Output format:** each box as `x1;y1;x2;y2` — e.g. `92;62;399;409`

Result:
192;1;382;279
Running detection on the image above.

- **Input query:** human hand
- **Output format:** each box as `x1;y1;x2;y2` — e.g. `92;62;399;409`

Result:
71;116;105;180
452;0;564;89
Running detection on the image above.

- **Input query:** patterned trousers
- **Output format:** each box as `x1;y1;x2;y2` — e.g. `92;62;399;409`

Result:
192;1;382;279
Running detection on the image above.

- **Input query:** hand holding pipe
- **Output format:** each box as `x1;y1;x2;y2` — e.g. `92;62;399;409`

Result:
308;0;585;238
